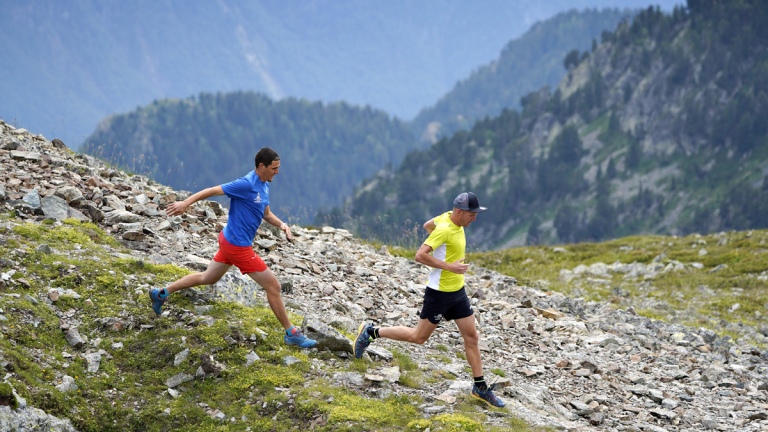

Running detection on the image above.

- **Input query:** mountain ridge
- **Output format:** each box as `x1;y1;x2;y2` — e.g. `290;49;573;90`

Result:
338;2;768;249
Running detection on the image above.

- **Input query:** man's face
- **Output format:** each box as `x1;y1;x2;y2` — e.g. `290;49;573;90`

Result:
257;160;280;182
457;209;478;227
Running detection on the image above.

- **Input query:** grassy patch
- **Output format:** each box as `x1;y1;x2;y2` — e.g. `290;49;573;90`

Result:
468;229;768;343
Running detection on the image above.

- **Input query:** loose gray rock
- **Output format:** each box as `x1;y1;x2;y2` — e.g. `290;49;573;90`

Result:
55;186;83;202
166;372;193;388
84;352;101;373
10;151;40;162
649;408;677;420
183;254;210;271
41;195;69;220
195;305;214;315
64;328;85;348
55;375;78;392
22;190;41;209
279;277;293;294
122;231;145;241
424;405;446;414
0;403;78;431
302;317;352;353
255;239;277;251
661;398;679;410
282;356;301;366
174;348;190;367
245;351;260;367
381;366;401;383
35;244;51;254
105;209;141;223
648;389;664;402
23;294;39;305
332;372;364;387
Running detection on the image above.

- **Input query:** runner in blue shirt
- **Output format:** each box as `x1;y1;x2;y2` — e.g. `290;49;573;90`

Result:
148;147;316;348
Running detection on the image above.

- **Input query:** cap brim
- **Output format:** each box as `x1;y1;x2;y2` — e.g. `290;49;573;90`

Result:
468;207;487;213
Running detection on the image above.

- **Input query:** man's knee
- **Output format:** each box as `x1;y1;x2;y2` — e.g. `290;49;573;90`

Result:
199;272;222;286
262;278;281;295
462;332;479;347
412;335;430;345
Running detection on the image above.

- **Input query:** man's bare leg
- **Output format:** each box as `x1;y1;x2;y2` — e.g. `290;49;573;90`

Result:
454;314;482;377
165;261;231;294
378;318;439;344
246;268;292;330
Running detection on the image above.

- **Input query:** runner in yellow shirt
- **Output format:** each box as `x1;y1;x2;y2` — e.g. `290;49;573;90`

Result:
354;192;504;407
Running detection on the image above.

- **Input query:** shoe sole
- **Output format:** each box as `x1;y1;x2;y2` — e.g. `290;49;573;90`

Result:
471;392;504;408
354;323;368;358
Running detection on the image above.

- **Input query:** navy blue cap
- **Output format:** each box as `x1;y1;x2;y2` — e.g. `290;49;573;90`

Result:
453;192;487;213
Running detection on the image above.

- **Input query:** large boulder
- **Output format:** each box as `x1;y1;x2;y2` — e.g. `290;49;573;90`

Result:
41;196;69;220
302;317;353;353
105;209;140;223
22;190;41;210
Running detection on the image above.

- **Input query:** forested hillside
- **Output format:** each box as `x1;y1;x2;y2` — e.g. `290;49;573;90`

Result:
410;8;637;141
1;0;679;147
82;92;416;220
337;1;768;249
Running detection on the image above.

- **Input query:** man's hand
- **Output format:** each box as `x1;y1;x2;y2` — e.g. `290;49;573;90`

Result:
164;186;224;217
446;258;470;275
280;223;293;242
165;201;189;217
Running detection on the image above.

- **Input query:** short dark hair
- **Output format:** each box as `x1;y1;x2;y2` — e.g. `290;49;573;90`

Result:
255;147;280;169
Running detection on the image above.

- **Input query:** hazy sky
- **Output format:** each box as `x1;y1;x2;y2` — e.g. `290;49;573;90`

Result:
1;1;684;145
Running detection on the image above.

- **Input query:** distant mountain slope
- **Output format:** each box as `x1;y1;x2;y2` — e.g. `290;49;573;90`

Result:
0;0;681;146
410;8;638;142
338;2;768;249
82;92;416;221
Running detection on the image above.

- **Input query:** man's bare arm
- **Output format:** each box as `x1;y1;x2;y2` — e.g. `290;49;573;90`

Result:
262;205;293;241
166;186;225;216
414;244;469;274
423;218;437;234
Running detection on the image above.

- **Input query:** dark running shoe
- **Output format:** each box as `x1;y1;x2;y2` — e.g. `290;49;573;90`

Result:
471;384;505;408
354;323;374;359
284;329;317;348
148;288;166;315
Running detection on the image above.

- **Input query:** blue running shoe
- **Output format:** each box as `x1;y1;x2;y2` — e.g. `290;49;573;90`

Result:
284;328;317;348
354;323;374;359
471;384;505;408
148;288;166;315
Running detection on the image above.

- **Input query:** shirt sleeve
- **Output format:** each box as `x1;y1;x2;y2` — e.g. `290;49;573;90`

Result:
432;211;452;227
424;223;448;252
221;177;250;200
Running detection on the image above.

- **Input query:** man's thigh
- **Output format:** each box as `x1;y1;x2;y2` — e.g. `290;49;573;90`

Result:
203;260;232;281
412;318;439;341
245;267;279;291
453;314;478;339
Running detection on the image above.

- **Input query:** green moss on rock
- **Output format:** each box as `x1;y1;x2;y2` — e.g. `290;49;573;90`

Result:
0;382;18;410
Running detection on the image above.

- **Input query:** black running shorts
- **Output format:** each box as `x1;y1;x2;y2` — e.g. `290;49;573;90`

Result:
419;286;474;324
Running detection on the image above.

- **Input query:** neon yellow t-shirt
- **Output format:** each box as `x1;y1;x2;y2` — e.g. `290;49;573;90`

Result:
423;211;465;292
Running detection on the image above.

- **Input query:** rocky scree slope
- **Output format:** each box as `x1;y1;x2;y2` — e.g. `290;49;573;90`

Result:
1;120;768;431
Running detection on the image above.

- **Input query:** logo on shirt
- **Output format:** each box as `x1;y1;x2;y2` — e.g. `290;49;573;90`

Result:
254;193;262;204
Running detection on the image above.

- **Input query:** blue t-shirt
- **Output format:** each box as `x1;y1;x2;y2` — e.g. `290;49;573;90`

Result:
221;171;269;247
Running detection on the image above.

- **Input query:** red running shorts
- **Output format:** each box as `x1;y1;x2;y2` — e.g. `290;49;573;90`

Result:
213;231;267;274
